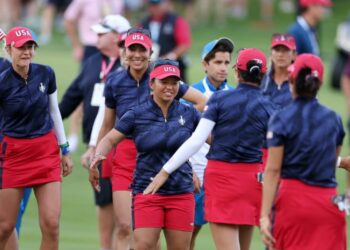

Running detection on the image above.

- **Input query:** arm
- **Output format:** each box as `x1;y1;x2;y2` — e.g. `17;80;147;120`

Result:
341;72;350;114
64;14;83;61
260;146;284;248
97;106;116;144
182;86;207;112
89;128;125;191
49;91;74;177
143;118;215;194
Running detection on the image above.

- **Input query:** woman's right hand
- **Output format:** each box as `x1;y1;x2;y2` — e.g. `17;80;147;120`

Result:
89;154;106;192
81;146;96;169
260;216;275;249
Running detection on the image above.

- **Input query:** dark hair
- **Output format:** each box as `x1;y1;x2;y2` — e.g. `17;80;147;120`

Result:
295;67;321;98
239;59;264;84
127;27;151;38
151;58;179;70
204;43;232;63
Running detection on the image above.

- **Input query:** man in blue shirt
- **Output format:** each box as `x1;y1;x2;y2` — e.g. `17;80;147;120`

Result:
288;0;332;55
188;37;234;250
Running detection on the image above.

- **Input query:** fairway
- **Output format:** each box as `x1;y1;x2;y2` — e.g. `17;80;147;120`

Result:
12;0;350;249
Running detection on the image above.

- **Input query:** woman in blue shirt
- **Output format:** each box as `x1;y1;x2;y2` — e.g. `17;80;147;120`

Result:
90;59;200;250
144;48;275;250
260;54;346;250
0;26;72;250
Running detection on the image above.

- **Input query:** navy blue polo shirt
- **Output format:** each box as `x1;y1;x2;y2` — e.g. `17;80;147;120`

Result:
104;68;189;120
116;97;200;194
0;63;56;138
0;58;11;73
260;71;292;109
267;98;345;187
59;53;121;144
203;83;276;163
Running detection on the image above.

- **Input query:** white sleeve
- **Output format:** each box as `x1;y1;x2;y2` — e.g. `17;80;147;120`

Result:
49;90;67;145
163;118;215;174
89;100;105;147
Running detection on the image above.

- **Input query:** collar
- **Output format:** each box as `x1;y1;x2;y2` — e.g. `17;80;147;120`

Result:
297;16;313;31
11;63;32;81
236;82;260;90
149;95;177;117
127;66;151;84
204;77;229;91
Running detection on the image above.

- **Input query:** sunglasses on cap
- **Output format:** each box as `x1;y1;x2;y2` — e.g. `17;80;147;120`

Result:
272;33;294;42
152;59;179;69
127;28;151;38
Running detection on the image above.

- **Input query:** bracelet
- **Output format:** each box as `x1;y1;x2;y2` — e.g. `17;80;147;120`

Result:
59;142;70;156
337;156;342;168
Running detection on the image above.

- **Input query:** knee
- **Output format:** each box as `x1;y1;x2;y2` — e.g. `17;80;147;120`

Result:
134;237;156;250
0;222;16;239
116;222;131;238
40;216;60;239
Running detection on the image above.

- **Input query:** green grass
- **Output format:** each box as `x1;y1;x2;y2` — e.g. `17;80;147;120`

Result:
14;1;350;249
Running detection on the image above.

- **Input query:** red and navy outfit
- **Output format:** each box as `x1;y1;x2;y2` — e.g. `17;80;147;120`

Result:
104;68;189;191
267;97;347;249
0;63;61;188
116;97;200;231
202;83;275;225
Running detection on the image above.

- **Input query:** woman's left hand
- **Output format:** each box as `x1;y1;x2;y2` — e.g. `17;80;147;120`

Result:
61;154;73;177
260;216;275;248
143;169;169;195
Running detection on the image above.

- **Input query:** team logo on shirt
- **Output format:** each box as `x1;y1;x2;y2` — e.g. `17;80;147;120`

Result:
203;105;208;112
39;82;46;93
178;116;186;126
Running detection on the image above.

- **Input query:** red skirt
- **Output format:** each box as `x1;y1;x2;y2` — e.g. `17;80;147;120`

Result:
204;160;262;226
0;131;61;189
112;139;137;191
101;147;115;179
273;179;347;250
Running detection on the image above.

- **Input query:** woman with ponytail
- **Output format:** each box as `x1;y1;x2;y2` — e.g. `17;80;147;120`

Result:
260;54;347;250
144;48;276;250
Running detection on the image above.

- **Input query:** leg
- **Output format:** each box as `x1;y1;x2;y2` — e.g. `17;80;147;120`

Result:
4;230;18;250
0;188;23;250
238;225;254;250
97;204;115;250
134;228;161;250
163;229;192;250
15;187;32;236
112;191;132;250
40;3;56;44
190;225;202;250
33;182;61;250
209;222;240;250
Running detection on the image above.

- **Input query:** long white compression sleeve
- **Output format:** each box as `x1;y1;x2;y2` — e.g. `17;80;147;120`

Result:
49;90;67;145
163;118;215;174
89;101;105;147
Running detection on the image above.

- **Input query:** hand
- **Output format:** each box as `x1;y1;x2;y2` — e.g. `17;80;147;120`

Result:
89;153;106;170
193;172;201;193
61;154;73;177
340;156;350;171
143;169;169;195
89;165;101;192
81;146;96;169
260;216;275;248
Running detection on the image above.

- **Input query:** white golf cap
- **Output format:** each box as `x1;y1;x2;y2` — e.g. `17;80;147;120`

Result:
91;15;131;34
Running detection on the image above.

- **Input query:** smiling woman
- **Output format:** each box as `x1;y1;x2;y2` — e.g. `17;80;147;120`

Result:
0;26;73;250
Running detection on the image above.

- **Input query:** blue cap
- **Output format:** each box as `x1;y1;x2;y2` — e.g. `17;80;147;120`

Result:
201;37;234;61
148;0;163;4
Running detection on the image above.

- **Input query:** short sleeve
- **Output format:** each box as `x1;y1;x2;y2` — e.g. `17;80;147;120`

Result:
116;109;135;136
336;114;345;146
266;113;286;147
104;77;116;109
202;92;219;122
175;81;189;99
47;66;57;94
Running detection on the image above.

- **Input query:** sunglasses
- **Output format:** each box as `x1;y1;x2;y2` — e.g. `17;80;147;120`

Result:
272;33;294;42
127;28;151;38
152;59;179;70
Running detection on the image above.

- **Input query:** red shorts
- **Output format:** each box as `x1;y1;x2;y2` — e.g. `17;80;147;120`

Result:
273;179;347;250
112;139;137;191
101;147;115;179
204;160;262;226
261;148;268;170
0;131;61;189
133;193;194;232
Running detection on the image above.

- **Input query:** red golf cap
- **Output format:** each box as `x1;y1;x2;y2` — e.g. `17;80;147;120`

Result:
235;48;267;74
271;33;296;50
150;64;181;80
299;0;332;8
5;26;38;48
288;54;324;83
125;32;152;49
